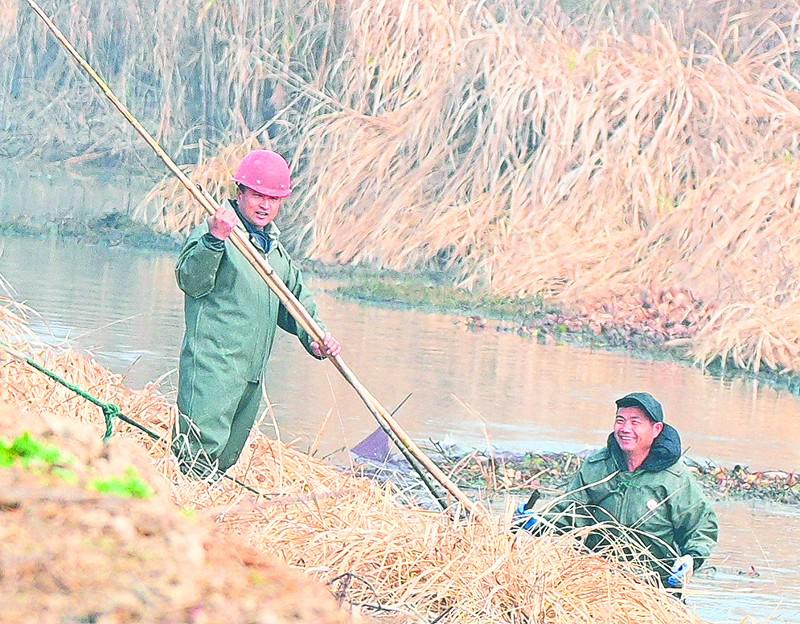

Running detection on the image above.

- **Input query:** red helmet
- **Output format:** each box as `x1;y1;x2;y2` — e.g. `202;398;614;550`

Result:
233;150;292;198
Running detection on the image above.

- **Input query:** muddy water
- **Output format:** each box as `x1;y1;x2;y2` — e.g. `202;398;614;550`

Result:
2;170;800;622
689;500;800;623
1;236;798;471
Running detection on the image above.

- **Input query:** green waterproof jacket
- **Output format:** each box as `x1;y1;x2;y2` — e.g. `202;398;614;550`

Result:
176;216;324;413
544;425;719;583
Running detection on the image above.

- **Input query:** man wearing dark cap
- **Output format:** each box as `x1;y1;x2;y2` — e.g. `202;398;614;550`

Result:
516;391;718;590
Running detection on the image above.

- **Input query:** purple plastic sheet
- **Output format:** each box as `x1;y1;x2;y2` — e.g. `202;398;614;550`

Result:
351;427;391;463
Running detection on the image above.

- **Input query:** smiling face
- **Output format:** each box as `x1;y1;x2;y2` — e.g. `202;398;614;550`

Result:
238;185;283;229
613;405;663;458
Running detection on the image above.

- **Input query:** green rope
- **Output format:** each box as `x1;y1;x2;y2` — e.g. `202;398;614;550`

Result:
8;346;281;498
101;404;121;441
25;357;123;442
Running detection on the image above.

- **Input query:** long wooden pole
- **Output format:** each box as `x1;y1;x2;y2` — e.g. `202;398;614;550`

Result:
25;0;477;516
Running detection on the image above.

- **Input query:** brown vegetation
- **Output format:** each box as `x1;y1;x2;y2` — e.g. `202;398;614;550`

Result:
0;295;708;622
130;1;800;377
5;3;800;369
0;0;338;161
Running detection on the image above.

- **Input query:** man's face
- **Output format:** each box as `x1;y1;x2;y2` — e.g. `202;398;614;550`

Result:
238;186;282;228
614;405;663;455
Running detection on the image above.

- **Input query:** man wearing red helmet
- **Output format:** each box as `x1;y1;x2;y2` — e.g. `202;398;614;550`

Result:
173;149;341;478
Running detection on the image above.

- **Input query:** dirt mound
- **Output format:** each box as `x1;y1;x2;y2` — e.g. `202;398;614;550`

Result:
0;406;358;624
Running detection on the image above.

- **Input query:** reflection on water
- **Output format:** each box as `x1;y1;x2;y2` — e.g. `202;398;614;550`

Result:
1;237;799;473
0;162;150;222
692;500;800;623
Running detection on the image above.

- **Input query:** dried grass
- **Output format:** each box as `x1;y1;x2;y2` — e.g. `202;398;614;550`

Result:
0;405;360;624
7;2;799;372
137;0;800;376
0;296;708;623
0;0;340;159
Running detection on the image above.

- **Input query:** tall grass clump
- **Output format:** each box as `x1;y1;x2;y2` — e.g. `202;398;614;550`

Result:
0;297;710;623
7;0;800;374
142;0;800;376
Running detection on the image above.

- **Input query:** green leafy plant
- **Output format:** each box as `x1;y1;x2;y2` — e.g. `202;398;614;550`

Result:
0;432;70;469
90;468;154;499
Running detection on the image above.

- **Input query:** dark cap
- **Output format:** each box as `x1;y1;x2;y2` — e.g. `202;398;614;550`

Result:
615;392;664;423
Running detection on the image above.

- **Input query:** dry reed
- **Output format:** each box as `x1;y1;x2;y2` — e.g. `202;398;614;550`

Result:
6;1;800;373
0;295;709;623
0;0;340;160
136;0;800;377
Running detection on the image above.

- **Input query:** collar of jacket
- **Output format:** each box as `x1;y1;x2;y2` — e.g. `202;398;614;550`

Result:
229;199;280;250
605;423;682;473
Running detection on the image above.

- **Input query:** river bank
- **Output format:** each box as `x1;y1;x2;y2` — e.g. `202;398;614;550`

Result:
332;275;800;398
0;213;180;252
0;406;360;624
3;217;800;403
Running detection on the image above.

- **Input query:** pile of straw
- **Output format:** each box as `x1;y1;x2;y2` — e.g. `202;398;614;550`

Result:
0;296;706;623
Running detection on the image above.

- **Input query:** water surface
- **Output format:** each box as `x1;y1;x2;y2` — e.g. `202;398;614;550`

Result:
1;237;798;472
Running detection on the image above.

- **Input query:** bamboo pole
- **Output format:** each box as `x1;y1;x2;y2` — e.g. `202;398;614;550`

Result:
25;0;478;516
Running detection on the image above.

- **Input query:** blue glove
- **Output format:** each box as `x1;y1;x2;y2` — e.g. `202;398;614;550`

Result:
666;555;694;588
513;503;539;531
666;565;687;588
